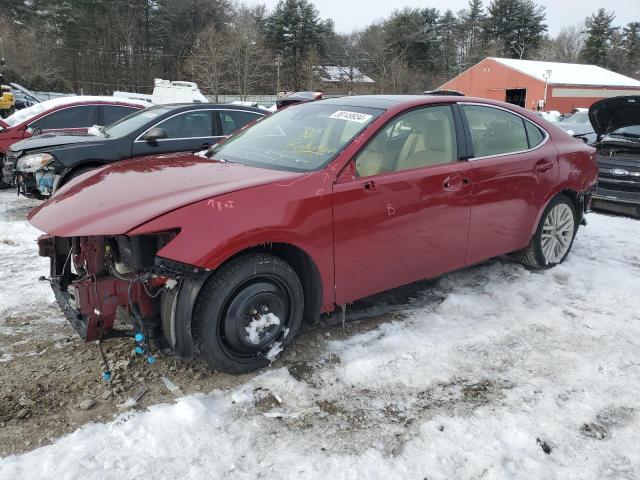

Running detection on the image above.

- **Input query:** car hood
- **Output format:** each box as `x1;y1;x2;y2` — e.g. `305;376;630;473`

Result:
28;153;303;237
556;122;593;136
589;96;640;136
10;132;109;152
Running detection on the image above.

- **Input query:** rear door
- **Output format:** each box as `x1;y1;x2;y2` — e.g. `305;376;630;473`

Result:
216;109;265;138
332;104;473;304
131;109;218;156
460;104;558;265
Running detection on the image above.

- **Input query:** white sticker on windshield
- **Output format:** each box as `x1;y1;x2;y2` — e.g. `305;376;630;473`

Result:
329;110;373;124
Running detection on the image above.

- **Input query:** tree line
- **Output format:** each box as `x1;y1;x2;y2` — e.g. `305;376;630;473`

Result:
0;0;638;97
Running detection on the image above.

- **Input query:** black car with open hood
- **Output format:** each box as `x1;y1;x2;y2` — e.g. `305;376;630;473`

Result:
589;96;640;217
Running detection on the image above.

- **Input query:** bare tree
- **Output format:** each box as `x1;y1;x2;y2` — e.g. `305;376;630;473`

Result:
185;24;230;101
225;5;273;99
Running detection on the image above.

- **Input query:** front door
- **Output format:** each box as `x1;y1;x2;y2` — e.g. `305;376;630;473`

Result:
460;104;559;265
332;105;472;305
132;110;221;156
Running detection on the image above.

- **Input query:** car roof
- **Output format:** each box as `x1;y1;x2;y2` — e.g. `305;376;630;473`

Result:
152;103;269;113
321;95;427;110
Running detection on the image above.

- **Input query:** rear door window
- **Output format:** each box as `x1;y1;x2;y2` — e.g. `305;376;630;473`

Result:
38;105;98;129
462;105;529;157
102;105;139;126
218;110;263;135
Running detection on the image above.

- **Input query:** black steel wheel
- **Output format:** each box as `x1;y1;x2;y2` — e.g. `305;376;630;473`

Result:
193;253;304;373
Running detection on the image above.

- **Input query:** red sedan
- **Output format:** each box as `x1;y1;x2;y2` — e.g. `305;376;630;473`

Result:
29;95;598;373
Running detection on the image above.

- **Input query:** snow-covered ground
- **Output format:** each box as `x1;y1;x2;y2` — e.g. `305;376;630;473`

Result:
1;189;639;479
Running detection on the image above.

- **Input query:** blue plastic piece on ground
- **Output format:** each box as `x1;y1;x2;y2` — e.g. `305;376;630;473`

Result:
146;356;156;364
135;346;144;355
102;371;112;381
134;332;144;342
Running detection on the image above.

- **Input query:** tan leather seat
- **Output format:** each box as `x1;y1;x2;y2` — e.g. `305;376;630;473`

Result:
395;118;454;171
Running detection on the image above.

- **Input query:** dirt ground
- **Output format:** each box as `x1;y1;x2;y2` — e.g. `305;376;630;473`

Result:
0;270;413;456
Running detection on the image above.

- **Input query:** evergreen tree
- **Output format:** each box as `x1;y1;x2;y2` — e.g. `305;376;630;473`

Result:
264;0;333;90
458;0;486;68
581;9;618;68
622;22;640;78
485;0;547;59
437;10;460;79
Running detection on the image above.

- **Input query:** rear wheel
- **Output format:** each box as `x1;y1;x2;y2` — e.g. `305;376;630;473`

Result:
193;253;304;374
518;194;577;269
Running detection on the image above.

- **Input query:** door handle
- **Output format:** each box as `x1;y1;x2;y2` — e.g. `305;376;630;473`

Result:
443;175;470;191
535;159;554;173
362;180;375;191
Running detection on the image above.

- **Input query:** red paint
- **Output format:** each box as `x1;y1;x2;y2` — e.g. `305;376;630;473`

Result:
30;96;598;319
0;99;146;154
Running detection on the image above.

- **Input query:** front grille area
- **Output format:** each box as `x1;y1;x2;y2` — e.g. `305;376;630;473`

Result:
1;150;19;185
596;150;640;205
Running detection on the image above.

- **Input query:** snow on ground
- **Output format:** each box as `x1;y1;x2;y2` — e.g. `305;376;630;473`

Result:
0;192;62;350
1;190;639;479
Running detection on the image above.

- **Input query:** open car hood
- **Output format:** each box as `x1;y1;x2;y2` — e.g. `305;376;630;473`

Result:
589;96;640;136
28;153;302;237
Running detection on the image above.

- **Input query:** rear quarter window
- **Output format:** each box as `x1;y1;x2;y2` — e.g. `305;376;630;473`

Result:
525;121;545;148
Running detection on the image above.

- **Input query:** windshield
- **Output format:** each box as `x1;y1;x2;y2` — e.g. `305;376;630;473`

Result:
561;111;589;124
208;103;382;172
103;106;173;138
610;125;640;138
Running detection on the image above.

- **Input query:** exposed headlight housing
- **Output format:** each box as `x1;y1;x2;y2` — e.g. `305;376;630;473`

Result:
16;153;54;173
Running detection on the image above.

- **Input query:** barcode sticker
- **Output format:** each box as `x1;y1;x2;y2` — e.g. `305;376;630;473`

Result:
329;110;373;123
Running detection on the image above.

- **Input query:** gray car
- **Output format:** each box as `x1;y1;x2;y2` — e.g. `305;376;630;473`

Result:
556;111;597;145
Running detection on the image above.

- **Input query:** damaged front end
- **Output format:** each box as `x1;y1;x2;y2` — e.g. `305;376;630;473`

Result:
38;231;204;357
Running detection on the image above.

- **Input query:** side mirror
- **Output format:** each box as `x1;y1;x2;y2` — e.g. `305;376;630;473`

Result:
27;126;43;137
143;127;167;143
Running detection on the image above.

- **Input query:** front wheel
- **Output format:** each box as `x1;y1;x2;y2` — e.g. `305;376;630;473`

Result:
193;253;304;374
517;194;577;269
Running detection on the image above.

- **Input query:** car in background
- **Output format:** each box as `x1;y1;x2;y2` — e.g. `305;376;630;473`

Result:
536;110;562;123
7;103;267;198
10;83;43;110
0;96;149;188
556;110;597;145
276;91;324;110
29;95;597;374
589;96;640;217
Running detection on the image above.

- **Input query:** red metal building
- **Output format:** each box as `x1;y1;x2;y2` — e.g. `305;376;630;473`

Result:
440;57;640;113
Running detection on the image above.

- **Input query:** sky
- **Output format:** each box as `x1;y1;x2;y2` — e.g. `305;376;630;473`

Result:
257;0;639;36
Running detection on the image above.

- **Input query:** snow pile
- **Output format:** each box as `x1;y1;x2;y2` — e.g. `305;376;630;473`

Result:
1;210;640;479
0;192;56;323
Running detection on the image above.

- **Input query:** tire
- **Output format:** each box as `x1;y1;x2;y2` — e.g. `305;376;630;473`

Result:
193;253;304;374
517;194;578;269
60;166;97;187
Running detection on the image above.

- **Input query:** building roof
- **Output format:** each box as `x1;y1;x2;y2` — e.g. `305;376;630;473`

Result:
315;66;375;84
491;58;640;88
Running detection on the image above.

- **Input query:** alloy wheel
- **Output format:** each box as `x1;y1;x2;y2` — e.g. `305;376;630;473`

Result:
541;203;575;264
